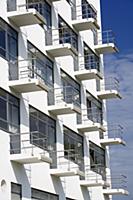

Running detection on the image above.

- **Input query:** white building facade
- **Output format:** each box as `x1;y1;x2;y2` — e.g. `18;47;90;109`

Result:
0;0;128;200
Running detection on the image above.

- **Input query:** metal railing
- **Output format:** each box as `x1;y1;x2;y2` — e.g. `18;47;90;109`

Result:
106;174;128;189
72;3;97;20
78;107;103;125
101;124;124;140
10;132;48;155
94;30;116;46
74;55;101;72
9;58;50;86
100;77;120;91
85;165;106;182
50;149;84;172
49;86;81;108
45;27;78;51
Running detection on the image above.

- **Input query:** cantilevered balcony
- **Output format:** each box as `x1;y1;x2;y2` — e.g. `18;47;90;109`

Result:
48;86;81;115
80;168;108;187
74;56;103;81
103;174;129;196
100;124;126;146
10;132;52;164
9;58;49;93
77;108;106;133
50;150;84;177
7;1;46;27
45;28;78;57
71;3;99;31
94;30;118;54
97;77;122;100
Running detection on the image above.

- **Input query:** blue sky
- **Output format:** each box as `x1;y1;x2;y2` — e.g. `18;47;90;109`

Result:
101;1;133;200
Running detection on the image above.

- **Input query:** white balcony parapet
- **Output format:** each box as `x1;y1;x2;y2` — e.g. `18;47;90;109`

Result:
74;56;103;81
97;77;122;100
100;124;126;146
94;30;118;54
9;59;49;93
103;174;129;196
7;3;46;27
48;86;81;115
10;132;52;164
45;28;78;57
50;150;85;177
71;4;99;31
77;108;106;133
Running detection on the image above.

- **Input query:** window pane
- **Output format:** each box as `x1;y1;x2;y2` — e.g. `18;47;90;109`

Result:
0;27;6;58
0;98;7;120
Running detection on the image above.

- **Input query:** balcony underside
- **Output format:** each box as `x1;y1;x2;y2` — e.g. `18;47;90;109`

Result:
77;123;106;133
72;18;100;31
48;103;81;115
45;43;78;57
74;69;103;81
95;43;119;54
97;90;122;100
100;138;126;146
10;153;52;164
103;189;129;196
7;8;45;26
9;79;48;93
80;180;106;187
50;169;84;177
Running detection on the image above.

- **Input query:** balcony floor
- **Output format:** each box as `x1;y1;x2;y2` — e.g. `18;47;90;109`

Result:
74;69;103;81
10;153;52;164
97;90;122;100
95;43;119;54
45;43;78;57
100;138;126;146
7;8;45;26
72;18;100;31
77;122;106;133
48;103;81;115
50;169;84;177
80;180;106;187
9;79;48;93
103;189;129;196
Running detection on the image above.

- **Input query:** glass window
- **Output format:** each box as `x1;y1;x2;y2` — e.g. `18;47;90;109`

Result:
86;91;102;124
0;88;20;133
11;183;21;200
89;141;105;176
81;0;97;19
64;126;84;170
7;0;16;11
0;27;6;57
27;41;54;88
27;0;51;28
61;70;81;107
29;106;56;152
84;42;100;71
31;188;59;200
0;17;18;61
58;15;78;51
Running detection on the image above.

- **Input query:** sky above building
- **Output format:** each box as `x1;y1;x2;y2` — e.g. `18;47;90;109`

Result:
101;0;133;200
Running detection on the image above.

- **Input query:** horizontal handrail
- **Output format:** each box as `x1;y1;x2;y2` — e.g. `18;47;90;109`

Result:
49;86;81;107
9;58;51;85
72;3;97;20
100;77;120;91
79;107;103;124
95;30;116;45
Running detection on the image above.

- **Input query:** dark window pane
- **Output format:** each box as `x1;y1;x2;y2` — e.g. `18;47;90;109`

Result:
0;27;6;58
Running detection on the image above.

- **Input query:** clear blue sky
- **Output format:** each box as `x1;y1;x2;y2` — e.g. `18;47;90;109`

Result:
101;1;133;200
101;0;133;52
